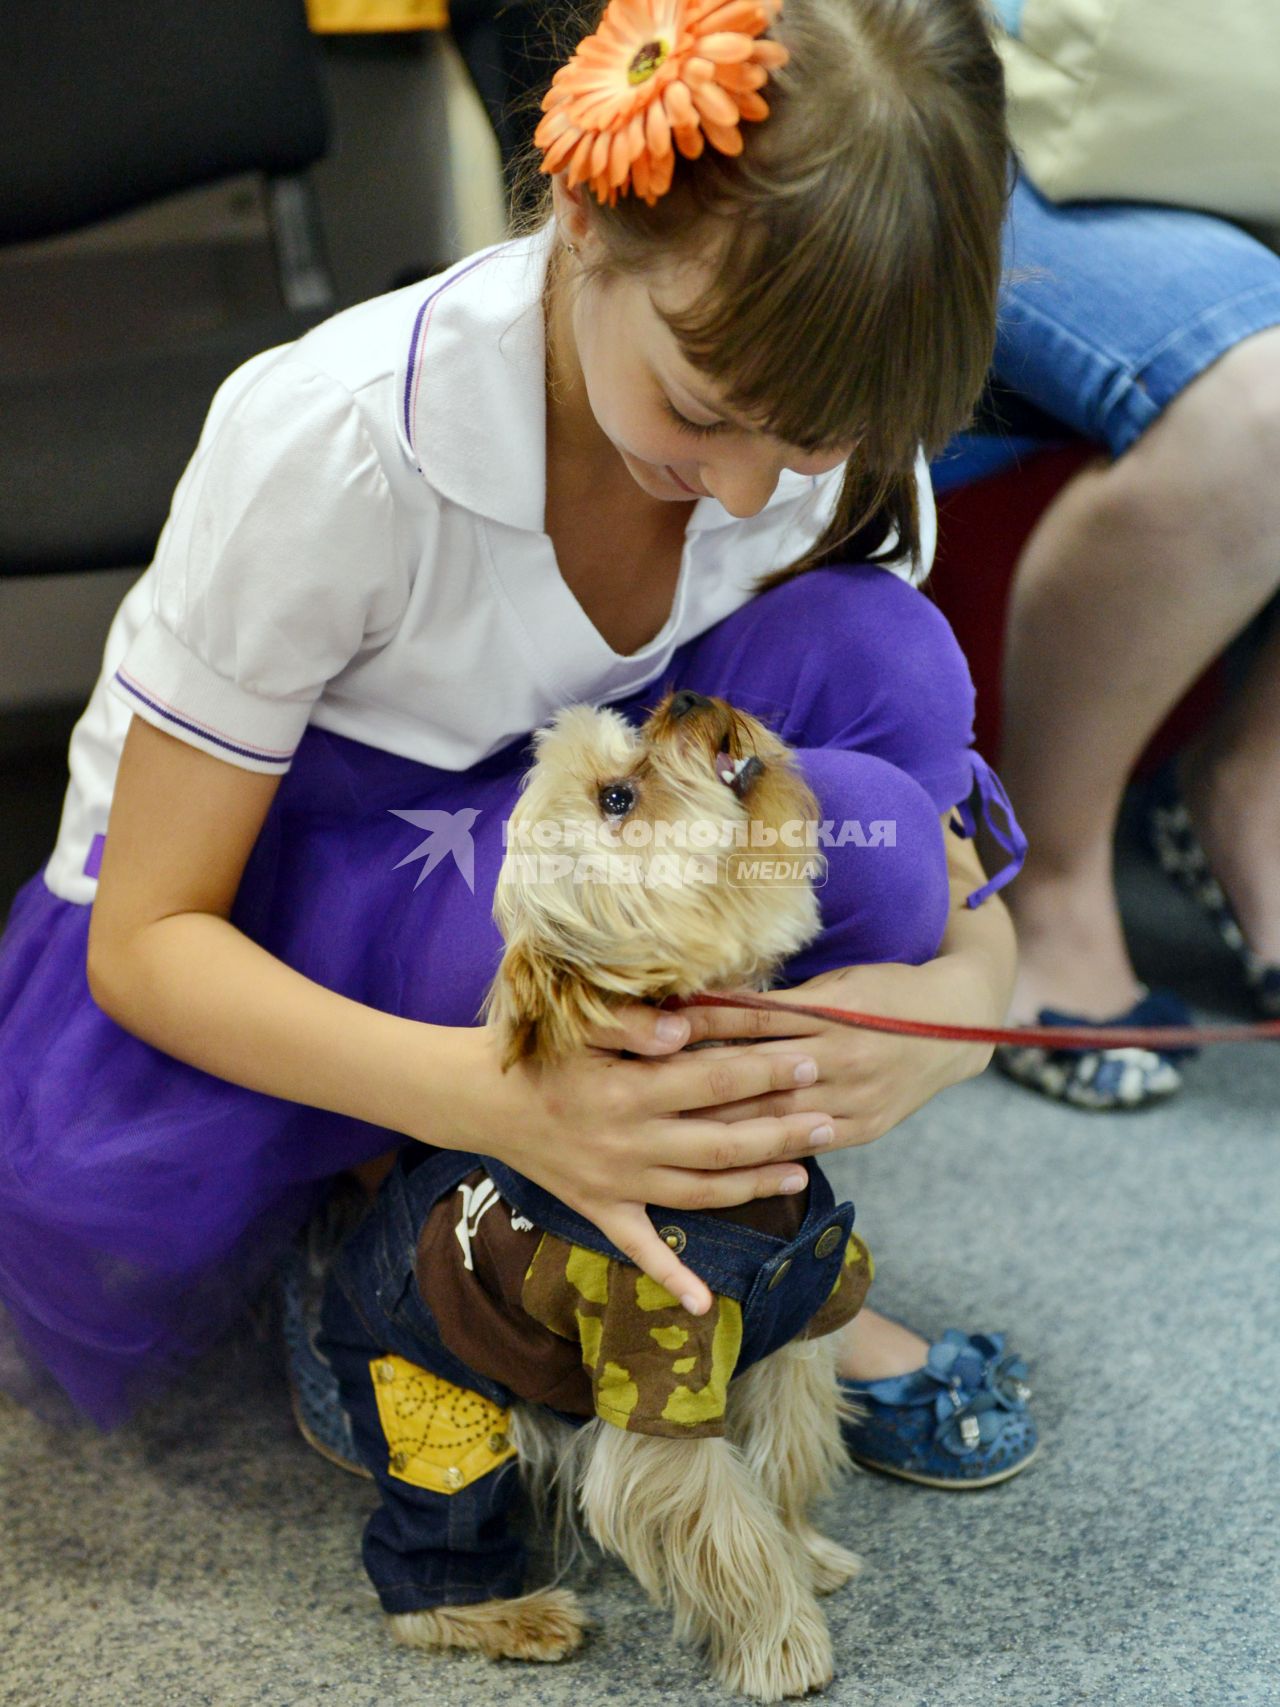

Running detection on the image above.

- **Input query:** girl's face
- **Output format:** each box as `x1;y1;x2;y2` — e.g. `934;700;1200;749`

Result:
547;211;854;518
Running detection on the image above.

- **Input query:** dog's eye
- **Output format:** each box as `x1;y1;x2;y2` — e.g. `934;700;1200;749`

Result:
598;781;636;818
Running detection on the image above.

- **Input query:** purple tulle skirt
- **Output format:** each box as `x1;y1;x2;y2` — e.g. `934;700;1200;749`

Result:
0;566;1025;1430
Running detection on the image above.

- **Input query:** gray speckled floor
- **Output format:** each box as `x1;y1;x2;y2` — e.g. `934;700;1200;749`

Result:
2;767;1278;1707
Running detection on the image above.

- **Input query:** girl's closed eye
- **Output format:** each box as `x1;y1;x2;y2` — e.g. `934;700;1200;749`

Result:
661;397;730;439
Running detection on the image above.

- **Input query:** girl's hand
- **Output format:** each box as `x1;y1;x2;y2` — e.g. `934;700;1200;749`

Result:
671;955;1000;1148
436;1006;838;1316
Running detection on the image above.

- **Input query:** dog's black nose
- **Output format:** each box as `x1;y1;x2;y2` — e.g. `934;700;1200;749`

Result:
669;690;712;720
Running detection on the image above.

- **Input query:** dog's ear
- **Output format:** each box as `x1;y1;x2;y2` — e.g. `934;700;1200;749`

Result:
483;939;548;1069
483;939;613;1070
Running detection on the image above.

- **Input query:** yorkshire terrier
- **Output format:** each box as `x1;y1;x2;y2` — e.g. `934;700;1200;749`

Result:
329;688;871;1700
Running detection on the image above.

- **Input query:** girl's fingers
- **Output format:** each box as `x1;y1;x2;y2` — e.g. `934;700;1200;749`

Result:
647;1111;835;1175
583;1001;692;1055
672;993;824;1045
643;1160;820;1215
592;1203;715;1316
691;1091;820;1124
649;1046;824;1117
582;997;821;1058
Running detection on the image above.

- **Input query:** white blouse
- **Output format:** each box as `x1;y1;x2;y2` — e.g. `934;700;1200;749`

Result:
45;219;935;904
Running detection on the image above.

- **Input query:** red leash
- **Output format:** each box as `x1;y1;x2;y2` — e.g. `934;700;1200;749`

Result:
666;990;1280;1049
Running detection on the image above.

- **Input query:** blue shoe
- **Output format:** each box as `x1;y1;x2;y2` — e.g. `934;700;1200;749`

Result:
1144;758;1280;1019
840;1330;1038;1489
277;1187;372;1480
994;985;1197;1110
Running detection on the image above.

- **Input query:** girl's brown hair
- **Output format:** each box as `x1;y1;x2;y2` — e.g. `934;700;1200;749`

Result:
509;0;1010;590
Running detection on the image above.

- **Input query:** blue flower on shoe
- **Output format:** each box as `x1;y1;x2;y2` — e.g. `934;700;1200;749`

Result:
903;1330;1029;1458
961;1331;1033;1410
925;1330;1025;1457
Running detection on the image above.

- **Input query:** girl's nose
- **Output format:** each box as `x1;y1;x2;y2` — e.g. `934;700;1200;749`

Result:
700;441;853;517
700;455;782;518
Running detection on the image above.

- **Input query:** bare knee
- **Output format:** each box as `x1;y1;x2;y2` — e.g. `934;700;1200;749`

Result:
1101;325;1280;560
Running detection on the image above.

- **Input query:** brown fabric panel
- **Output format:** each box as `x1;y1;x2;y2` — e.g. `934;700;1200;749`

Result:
415;1168;595;1415
700;1191;808;1240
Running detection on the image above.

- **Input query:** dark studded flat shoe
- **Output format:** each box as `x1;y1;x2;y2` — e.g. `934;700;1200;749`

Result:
1144;758;1280;1018
994;985;1197;1110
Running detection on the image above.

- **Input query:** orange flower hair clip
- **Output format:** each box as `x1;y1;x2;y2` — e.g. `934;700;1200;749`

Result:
535;0;790;208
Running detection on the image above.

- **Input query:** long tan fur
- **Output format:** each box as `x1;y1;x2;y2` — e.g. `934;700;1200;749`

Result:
387;1588;588;1662
726;1338;867;1597
581;1425;835;1698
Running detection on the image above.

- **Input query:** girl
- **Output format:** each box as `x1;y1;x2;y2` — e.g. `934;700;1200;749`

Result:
0;0;1034;1486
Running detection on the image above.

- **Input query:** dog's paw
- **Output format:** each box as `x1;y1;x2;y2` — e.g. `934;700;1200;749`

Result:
797;1527;863;1595
387;1586;588;1663
715;1596;834;1701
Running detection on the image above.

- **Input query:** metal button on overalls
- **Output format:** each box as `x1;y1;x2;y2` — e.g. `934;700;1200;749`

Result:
813;1225;842;1259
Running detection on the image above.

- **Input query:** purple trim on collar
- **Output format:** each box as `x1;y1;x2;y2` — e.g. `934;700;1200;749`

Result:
112;671;293;768
84;834;106;879
401;248;515;455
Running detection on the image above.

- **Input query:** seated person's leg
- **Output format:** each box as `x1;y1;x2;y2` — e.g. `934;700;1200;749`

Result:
987;177;1280;1038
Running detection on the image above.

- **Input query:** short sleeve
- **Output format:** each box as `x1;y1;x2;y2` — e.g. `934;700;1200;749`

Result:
107;353;407;773
521;1233;743;1439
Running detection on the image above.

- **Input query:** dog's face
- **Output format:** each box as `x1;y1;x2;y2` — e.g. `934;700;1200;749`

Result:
484;690;826;1067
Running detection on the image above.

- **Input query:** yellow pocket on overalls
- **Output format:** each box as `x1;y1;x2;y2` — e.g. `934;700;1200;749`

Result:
368;1353;517;1494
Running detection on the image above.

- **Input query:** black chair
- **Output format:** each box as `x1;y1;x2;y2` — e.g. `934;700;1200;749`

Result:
0;0;335;579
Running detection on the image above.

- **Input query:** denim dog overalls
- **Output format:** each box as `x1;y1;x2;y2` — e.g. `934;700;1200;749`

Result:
319;1145;871;1614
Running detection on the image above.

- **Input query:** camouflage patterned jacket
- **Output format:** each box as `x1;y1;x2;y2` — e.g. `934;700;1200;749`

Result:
405;1149;872;1440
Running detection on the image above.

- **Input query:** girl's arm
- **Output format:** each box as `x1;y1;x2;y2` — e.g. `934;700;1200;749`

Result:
86;717;450;1138
668;811;1019;1143
88;717;836;1310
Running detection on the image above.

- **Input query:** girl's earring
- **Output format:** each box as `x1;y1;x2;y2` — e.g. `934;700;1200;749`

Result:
566;242;578;254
